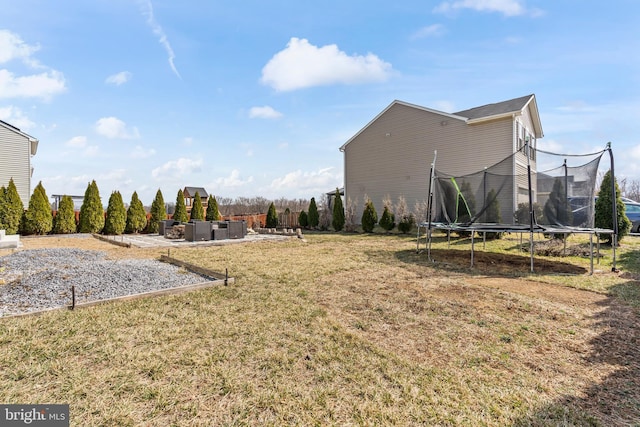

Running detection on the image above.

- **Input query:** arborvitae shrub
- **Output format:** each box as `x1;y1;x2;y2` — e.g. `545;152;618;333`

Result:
173;189;188;223
308;197;319;229
514;202;543;225
148;189;166;233
332;189;345;232
266;202;278;228
206;195;221;221
298;210;308;228
78;180;105;233
53;195;77;234
126;191;147;233
189;191;204;221
361;199;378;233
379;206;395;232
104;191;127;235
23;181;53;235
0;179;24;234
398;212;415;234
484;189;502;239
595;170;631;243
543;179;573;226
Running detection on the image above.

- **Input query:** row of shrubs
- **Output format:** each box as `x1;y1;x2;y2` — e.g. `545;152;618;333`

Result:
0;180;419;237
0;179;224;236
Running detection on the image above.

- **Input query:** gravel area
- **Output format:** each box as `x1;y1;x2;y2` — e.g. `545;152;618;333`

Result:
0;248;211;317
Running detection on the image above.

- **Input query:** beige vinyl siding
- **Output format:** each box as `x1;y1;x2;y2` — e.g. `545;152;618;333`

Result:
344;103;517;221
0;125;31;206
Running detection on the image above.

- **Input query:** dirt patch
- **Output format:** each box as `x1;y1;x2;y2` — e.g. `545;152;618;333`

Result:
427;248;588;274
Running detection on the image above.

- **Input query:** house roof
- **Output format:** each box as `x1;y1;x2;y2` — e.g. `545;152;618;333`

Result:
183;187;208;198
454;94;543;138
340;94;543;151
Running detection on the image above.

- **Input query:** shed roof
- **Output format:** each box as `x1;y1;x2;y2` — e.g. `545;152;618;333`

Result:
183;187;208;198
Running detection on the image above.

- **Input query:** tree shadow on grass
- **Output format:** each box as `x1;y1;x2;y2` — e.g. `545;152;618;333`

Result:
512;287;640;426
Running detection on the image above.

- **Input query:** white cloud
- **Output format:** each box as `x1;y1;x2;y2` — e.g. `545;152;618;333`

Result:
249;105;283;119
105;71;132;86
64;136;100;157
278;142;289;150
0;106;34;129
434;0;527;16
139;0;181;79
151;157;203;179
411;24;446;40
269;167;342;194
65;136;88;148
0;30;66;100
0;69;66;100
95;117;140;139
214;169;254;189
261;38;392;92
182;137;194;146
0;30;40;66
131;145;157;159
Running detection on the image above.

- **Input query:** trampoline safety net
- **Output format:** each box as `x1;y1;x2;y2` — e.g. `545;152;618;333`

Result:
432;149;604;230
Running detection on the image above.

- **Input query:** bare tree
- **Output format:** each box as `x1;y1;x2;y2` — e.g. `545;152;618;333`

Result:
318;193;332;231
345;196;358;232
414;199;430;224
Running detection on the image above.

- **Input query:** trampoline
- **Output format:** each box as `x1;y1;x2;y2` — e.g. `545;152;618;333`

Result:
417;142;619;274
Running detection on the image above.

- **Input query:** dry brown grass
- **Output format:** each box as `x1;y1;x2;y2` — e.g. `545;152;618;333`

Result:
0;232;638;425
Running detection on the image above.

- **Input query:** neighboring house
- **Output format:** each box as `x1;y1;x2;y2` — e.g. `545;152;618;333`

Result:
0;120;39;206
339;94;543;223
183;186;208;214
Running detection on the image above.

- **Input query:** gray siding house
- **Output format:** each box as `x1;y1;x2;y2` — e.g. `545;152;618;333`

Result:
340;94;543;223
0;120;39;206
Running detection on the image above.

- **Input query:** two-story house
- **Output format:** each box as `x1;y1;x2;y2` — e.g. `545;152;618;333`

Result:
339;94;543;223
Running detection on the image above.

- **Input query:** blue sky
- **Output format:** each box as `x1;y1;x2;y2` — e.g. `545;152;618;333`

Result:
1;0;639;205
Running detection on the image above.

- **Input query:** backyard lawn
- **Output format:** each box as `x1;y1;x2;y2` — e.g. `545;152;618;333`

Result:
0;232;638;426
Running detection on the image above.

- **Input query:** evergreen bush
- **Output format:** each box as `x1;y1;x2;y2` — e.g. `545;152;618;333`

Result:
0;179;24;234
126;191;147;233
332;188;345;231
148;189;166;233
379;206;395;232
308;198;319;229
298;210;308;228
190;191;204;221
398;212;415;234
104;191;127;235
173;189;188;223
78;180;105;233
206;195;221;221
484;188;502;239
23;181;53;235
266;202;278;228
543;179;572;226
514;202;543;226
53;195;77;234
361;199;378;233
595;170;631;243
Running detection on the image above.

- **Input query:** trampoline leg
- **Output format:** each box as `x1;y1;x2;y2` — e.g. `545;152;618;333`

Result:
483;232;486;249
597;234;600;265
529;232;534;273
590;233;594;275
447;230;451;248
471;233;475;268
